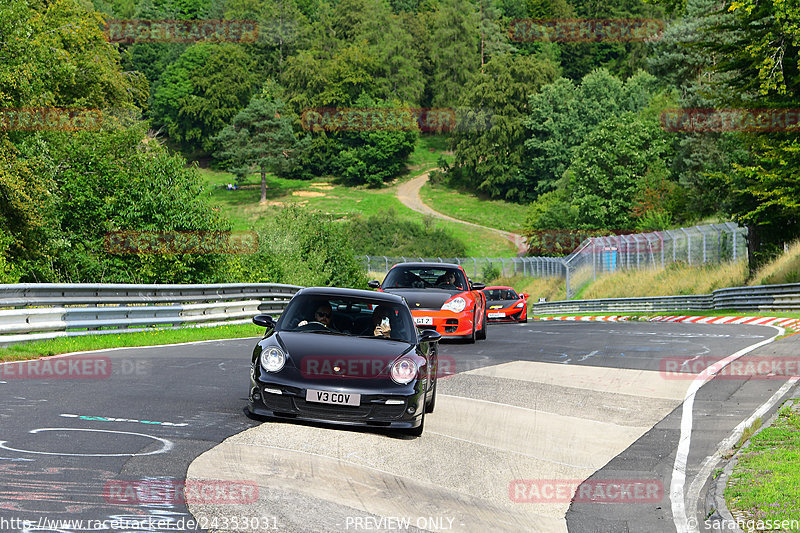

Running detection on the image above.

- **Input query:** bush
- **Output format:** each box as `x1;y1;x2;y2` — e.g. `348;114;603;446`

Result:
248;205;368;288
344;209;466;257
481;262;501;283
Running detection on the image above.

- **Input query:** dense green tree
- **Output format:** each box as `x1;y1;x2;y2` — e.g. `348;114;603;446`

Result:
0;0;144;109
213;97;301;203
447;52;560;202
426;0;480;108
327;93;418;187
523;69;658;195
567;112;674;229
151;43;259;154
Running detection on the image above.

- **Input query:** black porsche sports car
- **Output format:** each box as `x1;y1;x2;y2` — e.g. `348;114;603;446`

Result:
247;287;442;436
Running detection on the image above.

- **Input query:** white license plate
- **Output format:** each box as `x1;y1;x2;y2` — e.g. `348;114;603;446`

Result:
306;389;360;406
488;312;505;318
414;316;433;325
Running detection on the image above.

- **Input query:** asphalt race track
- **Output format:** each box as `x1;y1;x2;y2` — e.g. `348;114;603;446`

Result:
0;321;797;533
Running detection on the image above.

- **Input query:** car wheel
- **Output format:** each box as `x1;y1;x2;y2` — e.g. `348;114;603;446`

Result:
466;311;477;344
520;305;528;323
425;377;437;414
406;410;425;436
476;310;487;340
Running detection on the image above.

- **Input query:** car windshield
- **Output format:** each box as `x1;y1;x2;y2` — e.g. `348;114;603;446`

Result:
485;289;518;300
278;293;416;344
383;266;467;290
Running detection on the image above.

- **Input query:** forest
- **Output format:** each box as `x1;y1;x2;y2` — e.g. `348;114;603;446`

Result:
0;0;797;284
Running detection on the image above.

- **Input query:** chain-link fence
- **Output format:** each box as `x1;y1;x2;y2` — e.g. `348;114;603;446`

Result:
562;222;748;297
360;223;748;297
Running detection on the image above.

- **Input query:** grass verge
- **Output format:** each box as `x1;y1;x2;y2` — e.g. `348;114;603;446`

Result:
0;324;265;363
420;181;529;234
725;399;800;529
580;261;749;299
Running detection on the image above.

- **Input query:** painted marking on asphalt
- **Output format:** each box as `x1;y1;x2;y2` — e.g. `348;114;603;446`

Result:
670;326;783;533
0;428;173;457
59;413;188;427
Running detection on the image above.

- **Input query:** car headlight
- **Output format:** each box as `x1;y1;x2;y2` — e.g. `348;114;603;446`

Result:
515;302;524;308
390;357;417;385
260;346;286;372
441;297;466;313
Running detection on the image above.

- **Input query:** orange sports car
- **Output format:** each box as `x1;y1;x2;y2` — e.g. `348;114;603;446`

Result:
481;286;528;323
369;262;487;342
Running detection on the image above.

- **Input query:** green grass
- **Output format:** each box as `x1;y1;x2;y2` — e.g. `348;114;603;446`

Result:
420;181;530;234
0;324;265;363
725;399;800;529
195;137;517;257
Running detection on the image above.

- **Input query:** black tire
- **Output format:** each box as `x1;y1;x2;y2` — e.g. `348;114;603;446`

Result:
425;377;437;413
520;305;528;323
466;311;477;343
476;310;487;340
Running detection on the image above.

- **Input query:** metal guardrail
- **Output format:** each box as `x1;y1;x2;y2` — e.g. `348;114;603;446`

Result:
532;283;800;315
0;283;302;346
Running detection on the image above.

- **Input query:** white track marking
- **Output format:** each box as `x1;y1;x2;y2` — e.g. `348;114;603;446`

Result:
0;427;173;457
671;326;783;533
685;377;799;533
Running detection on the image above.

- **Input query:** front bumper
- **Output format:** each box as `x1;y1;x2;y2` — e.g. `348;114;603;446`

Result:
487;308;525;322
410;309;475;337
248;371;425;429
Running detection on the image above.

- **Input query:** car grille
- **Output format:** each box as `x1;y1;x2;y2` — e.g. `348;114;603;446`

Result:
295;399;372;420
293;399;407;421
261;394;294;412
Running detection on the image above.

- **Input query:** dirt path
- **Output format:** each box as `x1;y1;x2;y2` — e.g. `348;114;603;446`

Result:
396;170;528;255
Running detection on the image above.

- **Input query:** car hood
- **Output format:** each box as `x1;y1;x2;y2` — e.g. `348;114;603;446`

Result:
382;288;462;310
272;331;414;378
487;299;520;308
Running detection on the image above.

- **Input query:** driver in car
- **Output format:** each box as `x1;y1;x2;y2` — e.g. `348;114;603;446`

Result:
298;302;333;328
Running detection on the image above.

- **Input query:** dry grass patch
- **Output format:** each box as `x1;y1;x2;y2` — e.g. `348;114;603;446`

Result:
580;260;748;299
750;239;800;285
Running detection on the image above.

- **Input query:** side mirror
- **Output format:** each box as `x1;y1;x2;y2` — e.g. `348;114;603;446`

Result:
521;293;529;299
252;314;276;328
367;280;381;289
418;329;442;343
471;281;485;291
